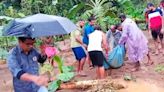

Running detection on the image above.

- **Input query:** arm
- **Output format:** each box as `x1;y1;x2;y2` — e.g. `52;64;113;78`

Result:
75;31;83;44
102;32;108;54
75;33;87;48
106;31;111;50
119;25;129;44
20;73;49;86
159;9;164;33
7;50;48;86
38;46;47;64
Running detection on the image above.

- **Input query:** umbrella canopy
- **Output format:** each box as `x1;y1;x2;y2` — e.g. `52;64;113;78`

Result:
3;13;77;38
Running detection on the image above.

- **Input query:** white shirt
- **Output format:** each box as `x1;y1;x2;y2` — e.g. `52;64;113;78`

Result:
88;30;103;52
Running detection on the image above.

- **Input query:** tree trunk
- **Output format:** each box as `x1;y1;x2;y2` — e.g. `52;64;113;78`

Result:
59;79;125;90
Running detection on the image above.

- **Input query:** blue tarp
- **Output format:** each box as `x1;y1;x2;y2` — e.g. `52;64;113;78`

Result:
104;45;125;69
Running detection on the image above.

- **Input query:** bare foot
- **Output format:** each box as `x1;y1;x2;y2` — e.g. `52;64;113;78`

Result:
131;67;140;72
78;71;87;77
89;65;94;70
131;61;140;72
145;61;154;66
155;50;159;55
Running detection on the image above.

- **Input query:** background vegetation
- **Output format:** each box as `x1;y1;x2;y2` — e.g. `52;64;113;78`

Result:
0;0;162;60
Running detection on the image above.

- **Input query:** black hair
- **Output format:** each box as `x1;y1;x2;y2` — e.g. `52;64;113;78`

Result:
161;0;164;3
119;14;126;19
147;3;154;8
88;16;96;22
18;37;35;42
115;23;121;29
94;25;102;30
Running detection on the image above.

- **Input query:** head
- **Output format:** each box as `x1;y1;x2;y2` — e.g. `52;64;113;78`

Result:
45;36;53;44
110;25;116;32
160;0;164;8
78;19;85;28
94;25;102;31
88;16;96;26
115;23;122;31
147;3;155;11
18;37;35;53
119;14;126;23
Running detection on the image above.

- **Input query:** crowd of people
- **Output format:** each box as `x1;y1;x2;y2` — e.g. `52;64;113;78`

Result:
5;1;164;92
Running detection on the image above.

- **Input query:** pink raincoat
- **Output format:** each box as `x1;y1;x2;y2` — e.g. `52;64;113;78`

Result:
119;18;148;62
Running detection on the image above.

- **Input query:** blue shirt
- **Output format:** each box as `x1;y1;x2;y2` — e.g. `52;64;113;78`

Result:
7;45;41;92
83;24;94;45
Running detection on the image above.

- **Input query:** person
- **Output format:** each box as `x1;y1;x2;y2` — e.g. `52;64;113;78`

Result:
147;3;164;55
106;24;122;50
40;36;56;66
70;20;87;76
7;37;49;92
114;24;122;46
41;36;54;47
83;16;96;68
88;25;108;79
159;0;164;15
106;25;115;50
119;14;153;71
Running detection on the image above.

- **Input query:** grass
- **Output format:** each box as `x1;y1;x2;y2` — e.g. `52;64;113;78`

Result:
155;65;164;72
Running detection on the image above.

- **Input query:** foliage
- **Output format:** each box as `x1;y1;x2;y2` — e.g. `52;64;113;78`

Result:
39;63;54;75
62;66;74;72
45;55;75;91
57;72;74;82
0;48;8;60
48;80;61;92
53;55;64;73
0;0;159;60
155;65;164;72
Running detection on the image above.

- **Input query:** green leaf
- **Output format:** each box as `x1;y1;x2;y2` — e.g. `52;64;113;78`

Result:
48;80;61;92
39;63;53;74
53;55;63;73
62;66;74;73
17;13;25;17
57;72;74;82
67;3;85;19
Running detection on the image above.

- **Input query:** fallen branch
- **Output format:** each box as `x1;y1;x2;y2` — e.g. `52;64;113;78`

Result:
59;79;125;90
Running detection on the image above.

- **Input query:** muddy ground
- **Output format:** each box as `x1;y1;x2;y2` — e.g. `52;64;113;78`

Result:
0;31;164;92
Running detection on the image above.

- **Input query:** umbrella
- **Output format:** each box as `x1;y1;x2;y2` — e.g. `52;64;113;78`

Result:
2;13;77;38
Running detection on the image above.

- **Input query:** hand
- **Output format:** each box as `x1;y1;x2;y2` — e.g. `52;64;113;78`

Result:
40;45;46;54
33;75;49;86
82;44;87;50
161;29;164;34
148;29;151;35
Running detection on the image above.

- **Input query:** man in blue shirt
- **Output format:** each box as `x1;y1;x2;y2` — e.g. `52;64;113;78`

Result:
7;37;48;92
82;17;96;68
83;17;96;46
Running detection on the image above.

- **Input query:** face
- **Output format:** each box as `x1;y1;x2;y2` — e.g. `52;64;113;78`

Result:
45;36;53;43
117;26;122;31
120;18;125;22
89;20;96;26
147;6;153;11
79;21;85;27
110;25;116;32
19;39;35;53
